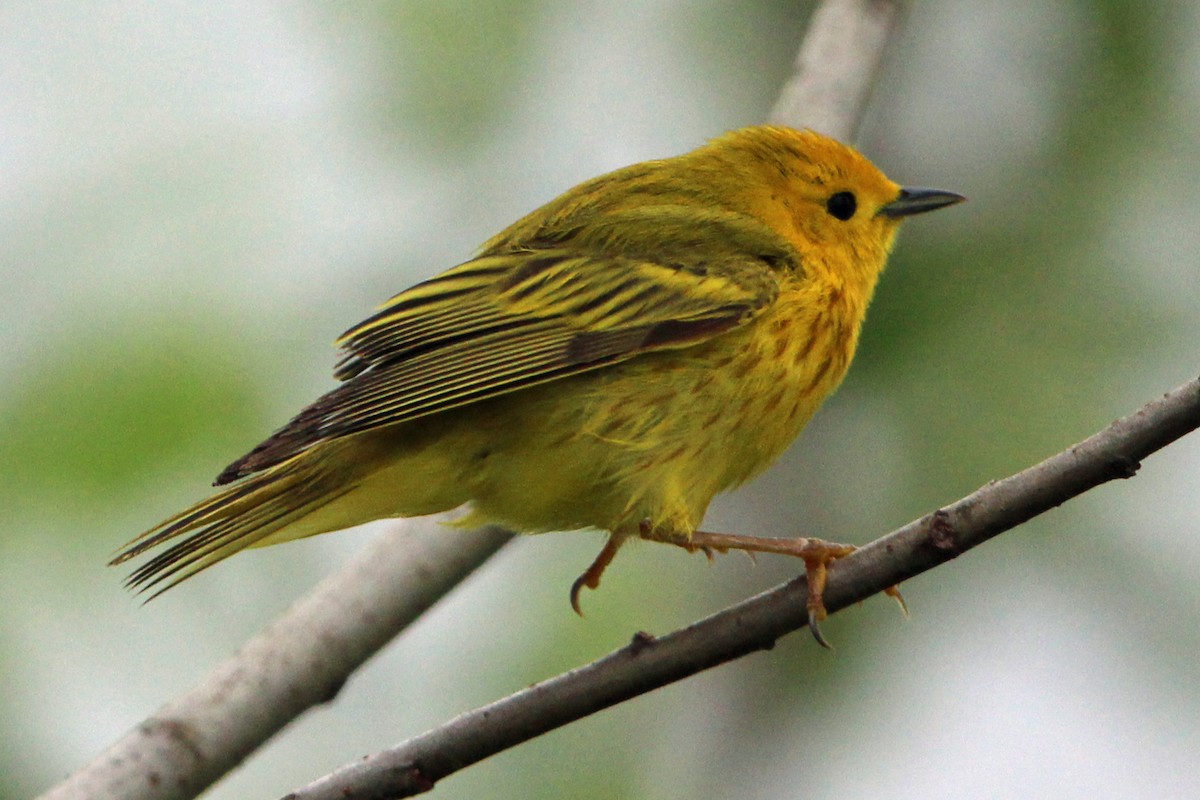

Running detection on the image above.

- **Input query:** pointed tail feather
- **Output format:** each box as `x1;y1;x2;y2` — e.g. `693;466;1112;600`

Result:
111;449;363;598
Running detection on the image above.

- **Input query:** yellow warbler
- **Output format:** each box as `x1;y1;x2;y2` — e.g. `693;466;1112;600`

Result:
113;126;962;639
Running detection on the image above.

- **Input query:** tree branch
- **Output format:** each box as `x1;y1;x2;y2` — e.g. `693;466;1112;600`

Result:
37;2;903;799
36;524;512;800
286;376;1200;800
768;0;902;140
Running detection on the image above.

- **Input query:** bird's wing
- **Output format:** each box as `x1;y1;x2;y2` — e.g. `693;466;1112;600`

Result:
215;246;780;484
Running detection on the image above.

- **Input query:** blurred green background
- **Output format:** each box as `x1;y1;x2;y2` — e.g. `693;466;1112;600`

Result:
5;2;1199;799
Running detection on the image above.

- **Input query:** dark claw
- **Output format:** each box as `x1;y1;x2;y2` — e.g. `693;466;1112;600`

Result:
569;574;588;616
808;606;833;650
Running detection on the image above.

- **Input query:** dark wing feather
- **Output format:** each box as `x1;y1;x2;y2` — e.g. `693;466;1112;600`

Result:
215;248;779;484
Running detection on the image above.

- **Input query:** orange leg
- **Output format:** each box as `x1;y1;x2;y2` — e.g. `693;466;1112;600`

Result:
570;535;625;616
640;526;905;648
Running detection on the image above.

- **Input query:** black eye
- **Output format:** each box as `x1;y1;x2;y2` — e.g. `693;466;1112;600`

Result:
826;191;857;221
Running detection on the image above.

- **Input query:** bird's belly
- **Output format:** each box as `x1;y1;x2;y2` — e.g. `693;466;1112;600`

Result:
463;299;857;538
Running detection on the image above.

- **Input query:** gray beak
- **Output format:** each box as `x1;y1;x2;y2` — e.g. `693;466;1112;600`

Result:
878;187;966;218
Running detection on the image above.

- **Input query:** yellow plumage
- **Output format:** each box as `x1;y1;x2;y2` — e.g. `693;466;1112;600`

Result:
113;126;961;621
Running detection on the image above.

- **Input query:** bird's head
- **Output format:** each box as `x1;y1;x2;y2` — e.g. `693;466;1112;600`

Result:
709;126;964;288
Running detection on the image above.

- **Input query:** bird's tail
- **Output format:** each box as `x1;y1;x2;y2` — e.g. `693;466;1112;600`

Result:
110;437;425;598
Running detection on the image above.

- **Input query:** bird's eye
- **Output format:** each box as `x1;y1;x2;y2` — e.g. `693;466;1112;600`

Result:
825;191;857;221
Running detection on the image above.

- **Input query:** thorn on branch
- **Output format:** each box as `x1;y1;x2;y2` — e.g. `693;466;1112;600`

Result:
318;675;349;705
627;630;656;655
1109;455;1141;479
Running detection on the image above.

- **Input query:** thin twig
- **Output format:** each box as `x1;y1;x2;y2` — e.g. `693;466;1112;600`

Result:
36;3;903;799
286;377;1200;800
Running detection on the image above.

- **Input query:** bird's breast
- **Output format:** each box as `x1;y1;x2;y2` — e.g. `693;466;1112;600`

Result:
693;281;865;487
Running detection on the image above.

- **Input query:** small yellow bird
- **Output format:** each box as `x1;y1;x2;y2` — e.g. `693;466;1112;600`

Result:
113;126;961;640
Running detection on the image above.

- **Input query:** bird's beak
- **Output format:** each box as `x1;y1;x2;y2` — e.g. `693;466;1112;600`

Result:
878;187;966;218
